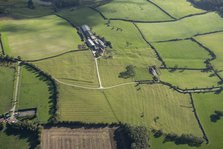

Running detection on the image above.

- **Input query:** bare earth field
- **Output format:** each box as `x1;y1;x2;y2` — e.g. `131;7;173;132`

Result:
41;127;117;149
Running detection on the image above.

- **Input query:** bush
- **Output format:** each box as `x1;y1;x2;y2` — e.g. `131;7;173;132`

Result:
0;122;3;131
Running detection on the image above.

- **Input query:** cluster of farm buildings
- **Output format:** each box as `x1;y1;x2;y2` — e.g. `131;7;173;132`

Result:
81;25;107;57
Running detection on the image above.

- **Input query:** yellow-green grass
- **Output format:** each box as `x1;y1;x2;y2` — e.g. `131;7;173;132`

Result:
97;0;172;21
0;131;29;149
160;70;220;89
18;66;51;123
58;84;117;122
151;0;204;18
137;12;223;42
0;66;14;114
0;15;82;60
34;50;99;87
153;40;210;68
58;83;202;136
193;93;223;149
58;9;159;86
195;32;223;78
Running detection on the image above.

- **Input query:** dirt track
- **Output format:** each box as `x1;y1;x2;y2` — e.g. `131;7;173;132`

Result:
41;127;116;149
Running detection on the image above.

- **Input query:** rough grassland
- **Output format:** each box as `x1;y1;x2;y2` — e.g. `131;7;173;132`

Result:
151;0;204;18
0;66;14;114
0;15;82;60
98;0;172;21
34;50;99;87
137;12;223;42
195;32;223;78
59;84;202;136
160;70;220;89
18;66;51;123
153;40;210;68
0;131;29;149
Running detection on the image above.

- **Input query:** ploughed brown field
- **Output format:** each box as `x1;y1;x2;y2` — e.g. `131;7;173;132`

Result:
41;127;117;149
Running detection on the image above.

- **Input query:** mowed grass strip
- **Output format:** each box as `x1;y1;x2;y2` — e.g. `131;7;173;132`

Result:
58;83;202;136
195;32;223;78
153;40;210;68
0;66;15;114
151;0;204;18
97;0;172;21
18;66;51;123
160;69;220;89
0;15;82;60
193;93;223;149
137;12;223;42
34;50;99;87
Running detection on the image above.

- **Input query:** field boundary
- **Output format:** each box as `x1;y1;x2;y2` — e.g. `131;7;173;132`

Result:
189;93;209;143
0;33;5;55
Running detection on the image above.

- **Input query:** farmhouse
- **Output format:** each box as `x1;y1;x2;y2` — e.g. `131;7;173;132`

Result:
81;25;107;57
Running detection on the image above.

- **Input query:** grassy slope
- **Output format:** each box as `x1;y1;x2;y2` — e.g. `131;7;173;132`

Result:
98;0;172;21
151;0;204;18
193;93;223;149
18;66;51;123
153;40;210;68
0;15;82;60
160;70;220;89
59;7;158;86
59;84;202;136
195;32;223;78
0;66;14;114
137;12;223;42
34;50;99;87
0;131;29;149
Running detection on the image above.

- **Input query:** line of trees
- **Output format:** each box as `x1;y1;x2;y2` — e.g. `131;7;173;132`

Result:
152;129;204;147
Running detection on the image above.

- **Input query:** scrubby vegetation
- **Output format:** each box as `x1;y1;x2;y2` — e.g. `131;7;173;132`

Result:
188;0;223;16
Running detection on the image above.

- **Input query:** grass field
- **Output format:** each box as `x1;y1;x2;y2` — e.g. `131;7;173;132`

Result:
0;66;14;114
18;66;51;123
160;69;220;89
58;83;202;136
153;40;210;68
193;93;223;149
195;32;223;78
97;0;173;21
34;50;99;87
0;15;82;60
137;12;223;42
150;0;204;18
0;131;29;149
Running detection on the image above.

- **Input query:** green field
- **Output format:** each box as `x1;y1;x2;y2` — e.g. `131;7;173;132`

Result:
0;15;82;60
151;0;204;18
34;50;99;87
18;66;51;123
59;83;202;136
195;32;223;78
160;69;220;89
0;66;14;114
97;0;172;21
0;131;29;149
153;40;210;68
137;12;223;42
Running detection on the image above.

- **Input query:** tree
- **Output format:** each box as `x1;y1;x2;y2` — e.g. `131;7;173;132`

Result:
119;65;136;79
0;122;3;131
27;0;35;9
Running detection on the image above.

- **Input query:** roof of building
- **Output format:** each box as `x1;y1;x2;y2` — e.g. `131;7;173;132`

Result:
87;39;95;47
81;25;90;32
